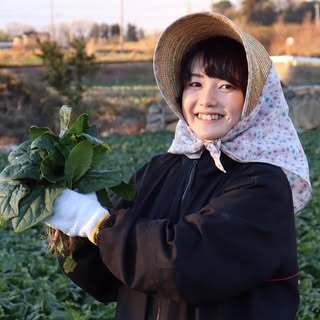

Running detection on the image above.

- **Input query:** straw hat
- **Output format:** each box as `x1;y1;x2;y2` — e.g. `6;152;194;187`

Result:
153;12;272;119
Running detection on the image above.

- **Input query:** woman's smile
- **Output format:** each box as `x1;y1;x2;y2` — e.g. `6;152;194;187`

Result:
195;113;225;120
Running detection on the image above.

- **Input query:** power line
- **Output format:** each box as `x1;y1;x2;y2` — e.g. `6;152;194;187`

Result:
119;0;124;51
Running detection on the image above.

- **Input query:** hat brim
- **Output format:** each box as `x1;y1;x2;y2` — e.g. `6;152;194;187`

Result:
153;12;272;118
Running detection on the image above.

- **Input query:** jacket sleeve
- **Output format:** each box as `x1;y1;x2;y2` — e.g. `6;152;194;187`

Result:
96;165;297;305
57;239;121;304
56;163;149;303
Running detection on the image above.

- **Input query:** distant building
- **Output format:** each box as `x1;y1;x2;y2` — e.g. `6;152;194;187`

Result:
0;42;13;49
12;31;51;50
12;37;23;49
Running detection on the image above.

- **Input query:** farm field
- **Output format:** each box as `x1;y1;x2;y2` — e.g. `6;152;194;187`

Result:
0;130;319;319
2;60;320;89
1;59;319;141
0;38;157;67
1;21;320;67
0;61;156;87
0;63;160;143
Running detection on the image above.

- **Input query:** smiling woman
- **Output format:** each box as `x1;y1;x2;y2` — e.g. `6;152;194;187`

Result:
44;12;311;320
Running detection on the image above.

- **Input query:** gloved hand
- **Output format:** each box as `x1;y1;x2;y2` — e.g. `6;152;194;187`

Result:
45;189;110;244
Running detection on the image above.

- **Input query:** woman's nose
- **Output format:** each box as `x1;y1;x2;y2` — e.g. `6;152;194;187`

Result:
199;86;218;108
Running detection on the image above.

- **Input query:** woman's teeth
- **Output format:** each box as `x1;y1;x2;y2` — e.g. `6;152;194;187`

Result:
196;113;224;120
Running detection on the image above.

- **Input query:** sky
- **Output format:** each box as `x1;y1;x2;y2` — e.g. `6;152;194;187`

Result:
0;0;230;33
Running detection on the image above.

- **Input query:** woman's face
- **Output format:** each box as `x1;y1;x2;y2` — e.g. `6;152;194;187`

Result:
182;59;245;141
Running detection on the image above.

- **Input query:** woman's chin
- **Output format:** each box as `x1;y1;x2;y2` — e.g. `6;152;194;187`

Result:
192;130;221;141
196;132;221;141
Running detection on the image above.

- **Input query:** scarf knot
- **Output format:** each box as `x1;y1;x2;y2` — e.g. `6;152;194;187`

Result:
203;140;226;173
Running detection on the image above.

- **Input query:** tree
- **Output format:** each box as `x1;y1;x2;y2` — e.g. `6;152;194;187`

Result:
138;28;145;40
241;0;278;25
89;23;100;39
211;0;233;14
110;24;120;37
241;0;256;23
70;21;91;39
6;23;35;36
56;23;72;47
283;1;319;23
252;1;278;25
37;37;97;109
126;23;138;41
100;23;110;39
0;30;11;41
67;37;97;106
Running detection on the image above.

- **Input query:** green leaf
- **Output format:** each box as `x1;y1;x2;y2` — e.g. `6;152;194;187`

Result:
6;141;42;179
96;189;113;208
65;113;89;136
0;215;7;228
0;182;28;222
8;141;32;165
63;255;77;274
78;133;107;146
28;126;53;141
65;140;94;188
76;169;122;193
0;163;40;181
30;132;60;160
59;105;72;137
91;144;110;169
86;124;98;137
110;181;136;201
11;187;63;232
57;134;78;159
40;150;65;183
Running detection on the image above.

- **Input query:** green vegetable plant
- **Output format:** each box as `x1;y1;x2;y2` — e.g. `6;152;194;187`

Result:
0;105;134;268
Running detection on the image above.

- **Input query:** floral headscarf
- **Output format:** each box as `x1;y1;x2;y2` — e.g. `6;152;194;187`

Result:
168;67;312;214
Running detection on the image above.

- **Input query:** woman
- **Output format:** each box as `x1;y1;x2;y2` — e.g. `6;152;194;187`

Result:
46;12;312;320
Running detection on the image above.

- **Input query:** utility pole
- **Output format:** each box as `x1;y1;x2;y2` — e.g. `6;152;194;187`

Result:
119;0;124;52
50;0;55;41
186;0;192;14
315;2;320;27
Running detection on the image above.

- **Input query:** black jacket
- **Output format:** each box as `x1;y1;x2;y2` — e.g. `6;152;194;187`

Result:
60;150;299;320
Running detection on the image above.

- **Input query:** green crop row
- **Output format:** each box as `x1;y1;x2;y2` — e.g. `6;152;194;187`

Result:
0;130;319;319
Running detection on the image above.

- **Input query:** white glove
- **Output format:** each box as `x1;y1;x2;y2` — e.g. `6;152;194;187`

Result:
45;189;110;244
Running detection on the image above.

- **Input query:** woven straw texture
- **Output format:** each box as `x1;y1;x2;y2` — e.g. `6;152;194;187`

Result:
153;12;272;118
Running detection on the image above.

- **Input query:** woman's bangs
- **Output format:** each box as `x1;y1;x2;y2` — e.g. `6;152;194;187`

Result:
201;51;243;89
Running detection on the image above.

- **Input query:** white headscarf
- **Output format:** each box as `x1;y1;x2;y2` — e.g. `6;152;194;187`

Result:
168;67;312;214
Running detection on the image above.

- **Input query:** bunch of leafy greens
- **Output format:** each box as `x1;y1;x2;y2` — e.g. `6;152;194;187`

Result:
0;106;134;233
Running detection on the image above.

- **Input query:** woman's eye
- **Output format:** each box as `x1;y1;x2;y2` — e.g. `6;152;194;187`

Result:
189;81;201;87
219;83;234;90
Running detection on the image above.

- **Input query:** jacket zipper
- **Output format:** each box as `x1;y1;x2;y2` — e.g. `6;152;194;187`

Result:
181;160;198;203
155;161;197;320
156;299;161;320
